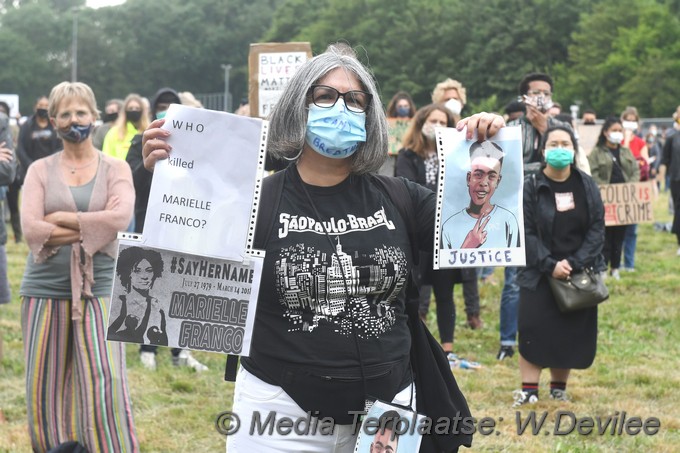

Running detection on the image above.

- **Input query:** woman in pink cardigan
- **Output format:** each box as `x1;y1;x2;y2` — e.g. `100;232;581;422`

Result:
20;82;139;453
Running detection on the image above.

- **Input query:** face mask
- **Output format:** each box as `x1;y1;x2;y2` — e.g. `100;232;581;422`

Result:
58;123;93;143
545;147;574;169
36;108;49;119
422;123;437;140
444;99;462;115
649;127;658;136
305;100;366;159
395;106;410;118
126;110;142;122
103;112;118;123
156;110;168;120
607;131;623;144
583;120;596;125
622;120;638;131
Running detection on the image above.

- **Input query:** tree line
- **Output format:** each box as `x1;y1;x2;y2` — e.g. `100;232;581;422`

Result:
1;0;678;117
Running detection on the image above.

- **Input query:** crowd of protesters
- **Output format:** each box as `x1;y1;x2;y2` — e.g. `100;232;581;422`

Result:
1;44;679;452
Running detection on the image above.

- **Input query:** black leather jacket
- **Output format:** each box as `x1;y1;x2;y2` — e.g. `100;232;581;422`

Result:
517;168;606;290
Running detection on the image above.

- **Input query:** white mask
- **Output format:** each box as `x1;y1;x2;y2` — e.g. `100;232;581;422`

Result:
607;131;624;144
422;123;437;140
622;120;638;131
444;99;462;115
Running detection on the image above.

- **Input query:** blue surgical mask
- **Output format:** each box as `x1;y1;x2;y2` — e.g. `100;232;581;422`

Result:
395;106;410;118
305;100;366;159
58;123;93;143
545;147;575;169
156;110;168;120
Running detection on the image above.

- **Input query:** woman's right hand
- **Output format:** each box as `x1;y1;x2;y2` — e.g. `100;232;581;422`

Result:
142;119;172;171
0;142;13;162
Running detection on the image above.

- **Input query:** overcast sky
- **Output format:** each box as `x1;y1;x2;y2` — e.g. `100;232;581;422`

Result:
86;0;126;8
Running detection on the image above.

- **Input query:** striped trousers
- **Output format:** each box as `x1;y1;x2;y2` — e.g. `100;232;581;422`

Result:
21;297;139;453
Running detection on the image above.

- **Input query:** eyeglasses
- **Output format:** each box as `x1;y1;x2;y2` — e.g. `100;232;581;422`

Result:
308;85;372;113
527;89;552;97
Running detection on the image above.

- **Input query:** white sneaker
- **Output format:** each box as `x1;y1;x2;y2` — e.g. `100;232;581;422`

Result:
175;350;209;372
611;269;621;280
140;351;157;370
512;390;538;408
676;247;680;256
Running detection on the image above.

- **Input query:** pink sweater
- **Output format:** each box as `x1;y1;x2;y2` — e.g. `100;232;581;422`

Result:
21;151;135;319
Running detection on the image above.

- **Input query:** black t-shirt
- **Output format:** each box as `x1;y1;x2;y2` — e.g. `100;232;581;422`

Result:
608;147;626;184
242;165;435;386
546;172;589;263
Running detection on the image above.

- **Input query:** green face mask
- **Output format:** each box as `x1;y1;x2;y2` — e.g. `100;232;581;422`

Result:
545;148;574;169
156;110;168;120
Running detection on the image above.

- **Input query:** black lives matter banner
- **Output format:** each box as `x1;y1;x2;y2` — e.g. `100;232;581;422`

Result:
248;42;312;118
107;239;263;356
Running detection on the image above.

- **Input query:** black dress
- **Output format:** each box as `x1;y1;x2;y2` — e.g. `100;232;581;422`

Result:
518;172;598;369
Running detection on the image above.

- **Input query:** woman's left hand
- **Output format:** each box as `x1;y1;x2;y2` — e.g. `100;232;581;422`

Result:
552;259;572;280
457;112;505;141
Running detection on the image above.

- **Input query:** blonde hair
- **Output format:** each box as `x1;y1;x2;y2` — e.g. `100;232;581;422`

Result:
431;78;467;105
179;91;204;108
115;93;149;140
48;81;99;120
621;106;640;121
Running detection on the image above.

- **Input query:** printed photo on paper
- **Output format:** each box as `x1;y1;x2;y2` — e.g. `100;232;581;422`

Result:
107;239;263;357
434;126;525;269
353;400;424;453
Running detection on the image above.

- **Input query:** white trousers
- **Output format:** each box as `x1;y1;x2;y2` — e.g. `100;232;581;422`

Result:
226;367;415;453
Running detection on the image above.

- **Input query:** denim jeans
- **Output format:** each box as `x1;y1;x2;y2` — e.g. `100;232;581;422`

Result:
500;266;520;346
477;266;494;280
623;224;638;269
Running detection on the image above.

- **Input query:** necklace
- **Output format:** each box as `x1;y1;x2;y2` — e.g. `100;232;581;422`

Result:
61;152;98;174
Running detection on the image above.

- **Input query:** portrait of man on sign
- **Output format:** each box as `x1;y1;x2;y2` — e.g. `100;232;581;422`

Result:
441;140;520;249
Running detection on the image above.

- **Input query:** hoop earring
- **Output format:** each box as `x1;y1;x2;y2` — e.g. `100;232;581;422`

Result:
282;148;303;161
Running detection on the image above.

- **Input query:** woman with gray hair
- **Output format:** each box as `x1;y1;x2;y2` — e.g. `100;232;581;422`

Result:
143;44;504;452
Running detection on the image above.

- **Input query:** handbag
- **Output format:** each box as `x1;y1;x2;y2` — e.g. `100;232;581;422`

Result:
548;268;609;313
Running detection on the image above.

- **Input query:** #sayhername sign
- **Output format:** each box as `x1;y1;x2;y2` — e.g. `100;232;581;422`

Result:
107;238;263;356
142;104;267;260
599;181;655;226
248;42;312;118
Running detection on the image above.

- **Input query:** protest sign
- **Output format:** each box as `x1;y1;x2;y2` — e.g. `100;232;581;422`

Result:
142;104;267;260
577;123;601;154
248;42;312;118
434;126;525;269
0;94;20;118
107;238;263;356
599;181;655;226
387;118;411;156
353;400;424;453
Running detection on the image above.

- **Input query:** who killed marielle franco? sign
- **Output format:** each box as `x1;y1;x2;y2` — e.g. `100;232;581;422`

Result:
599;181;655;226
142;103;267;260
107;239;263;356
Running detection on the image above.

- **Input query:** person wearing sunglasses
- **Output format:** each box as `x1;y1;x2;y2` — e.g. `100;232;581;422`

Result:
142;43;504;452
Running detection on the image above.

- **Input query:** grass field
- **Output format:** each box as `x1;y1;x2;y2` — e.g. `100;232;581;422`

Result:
1;192;679;452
